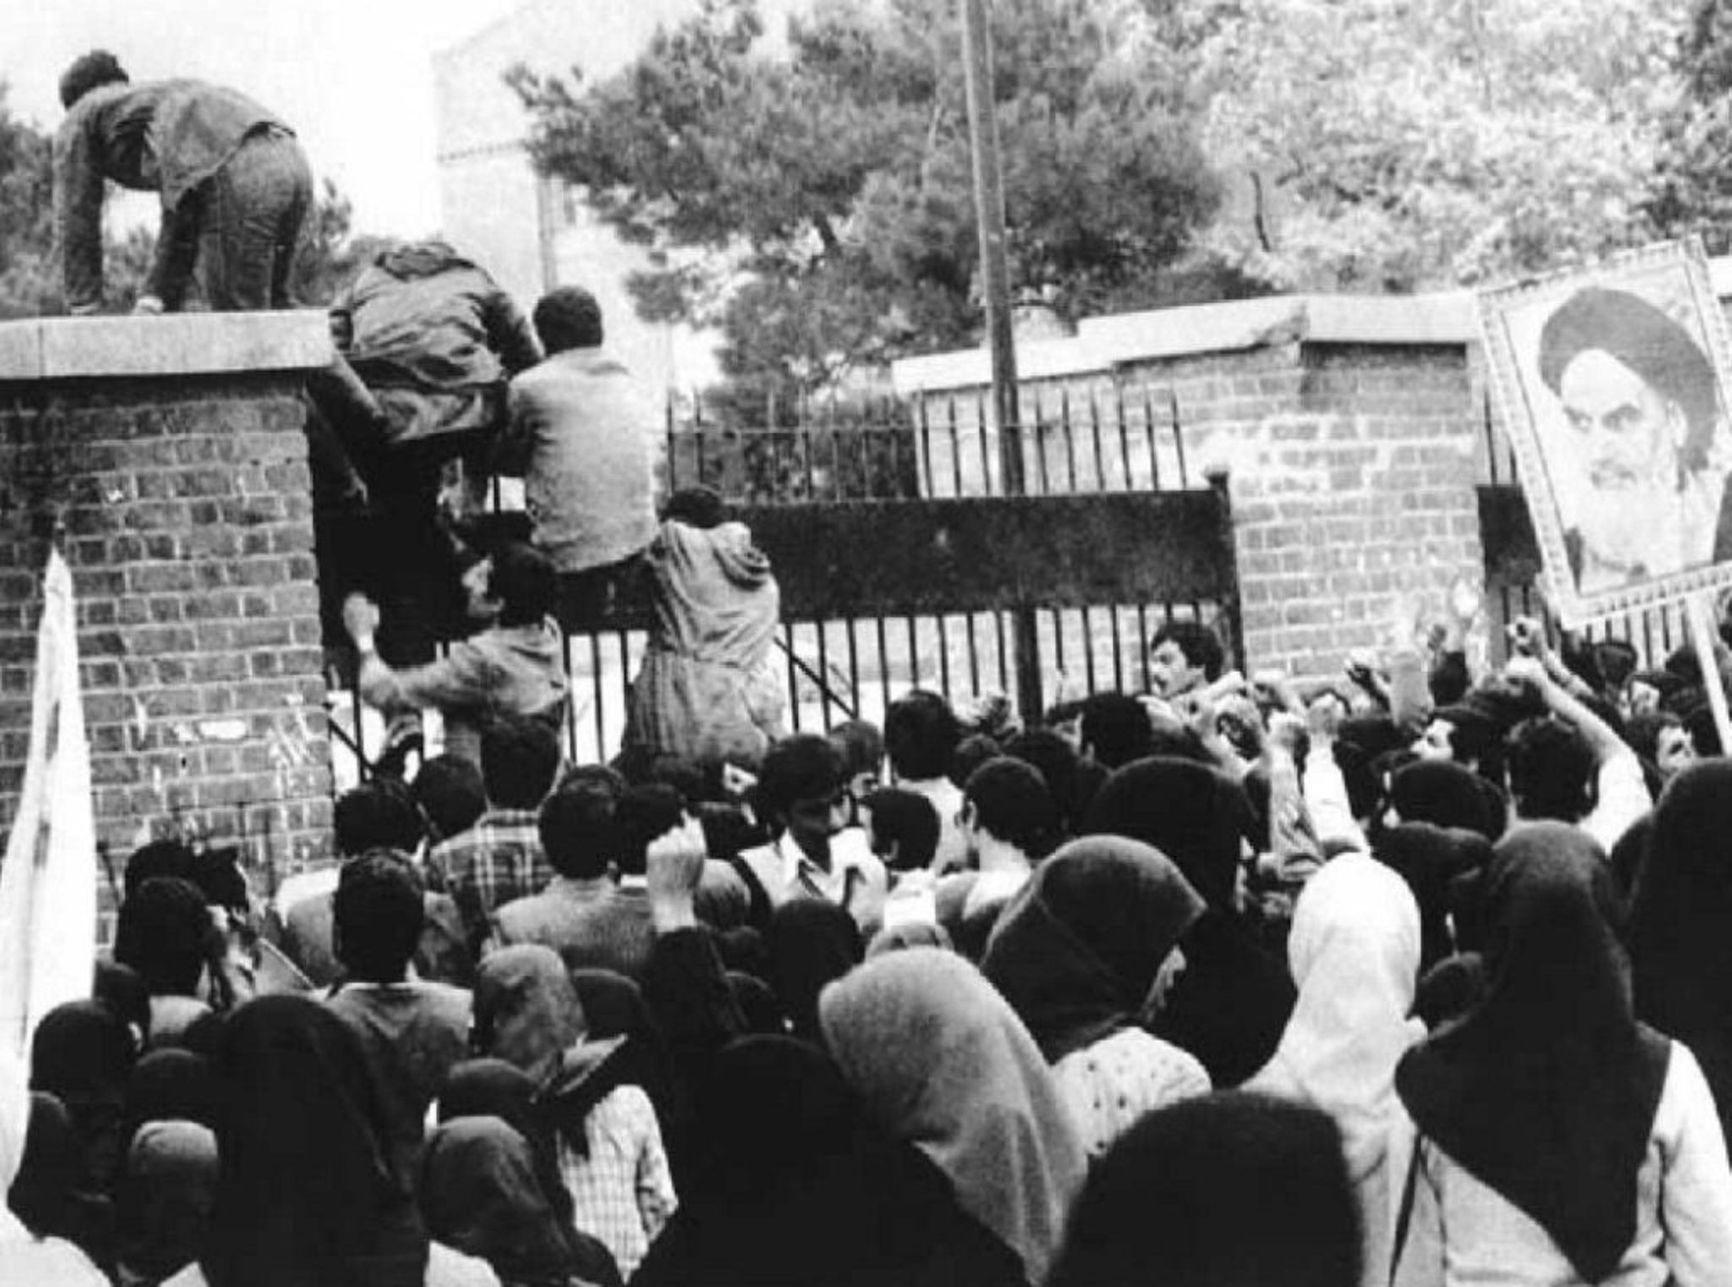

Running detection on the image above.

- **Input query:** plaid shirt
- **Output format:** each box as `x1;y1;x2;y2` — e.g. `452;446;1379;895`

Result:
557;1084;676;1278
427;809;552;943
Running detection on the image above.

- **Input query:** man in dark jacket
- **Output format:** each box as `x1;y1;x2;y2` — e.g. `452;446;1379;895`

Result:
54;51;312;314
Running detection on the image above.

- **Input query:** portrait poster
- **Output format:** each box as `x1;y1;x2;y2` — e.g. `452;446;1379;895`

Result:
1478;238;1732;628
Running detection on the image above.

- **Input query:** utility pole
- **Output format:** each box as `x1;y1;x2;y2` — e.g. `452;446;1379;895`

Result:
960;0;1043;721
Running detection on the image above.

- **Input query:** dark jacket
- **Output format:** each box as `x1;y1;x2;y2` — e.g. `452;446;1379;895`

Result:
55;79;288;309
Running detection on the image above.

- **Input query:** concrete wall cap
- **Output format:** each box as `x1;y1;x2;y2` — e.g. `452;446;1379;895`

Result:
893;258;1732;394
0;311;332;382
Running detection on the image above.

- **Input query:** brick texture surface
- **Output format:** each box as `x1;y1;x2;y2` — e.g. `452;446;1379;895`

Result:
0;374;334;920
914;339;1486;679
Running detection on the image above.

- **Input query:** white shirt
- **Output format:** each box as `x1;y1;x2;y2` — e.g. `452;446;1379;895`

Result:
738;829;888;929
1580;750;1652;856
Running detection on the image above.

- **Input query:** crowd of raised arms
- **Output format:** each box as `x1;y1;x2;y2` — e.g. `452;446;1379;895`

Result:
22;40;1732;1287
10;576;1732;1287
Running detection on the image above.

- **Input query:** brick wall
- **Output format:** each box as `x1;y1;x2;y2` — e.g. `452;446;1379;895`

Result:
0;314;335;910
894;293;1489;680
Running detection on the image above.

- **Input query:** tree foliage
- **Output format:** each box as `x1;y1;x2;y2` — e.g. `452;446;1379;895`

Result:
1646;0;1732;253
1194;0;1692;291
513;0;1221;396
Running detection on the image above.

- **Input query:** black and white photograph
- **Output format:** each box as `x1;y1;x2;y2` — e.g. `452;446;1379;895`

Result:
6;3;1732;1286
1479;239;1732;627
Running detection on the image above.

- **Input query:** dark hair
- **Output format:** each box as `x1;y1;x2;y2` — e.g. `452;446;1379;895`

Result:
1149;621;1225;681
190;847;249;916
1505;716;1596;824
412;754;487;843
1049;1092;1361;1287
860;787;941;872
755;734;846;827
59;50;128;109
333;780;425;858
648;754;708;804
884;690;962;781
965;756;1060;856
114;877;212;997
661;486;728;529
1043;699;1087;729
480;716;562;811
532;286;602;353
124;839;197;902
557;762;628;797
1625;709;1683;764
93;960;152;1046
1079;693;1155;770
1538;287;1719;474
829;719;885;779
617;783;685;877
1001;727;1082;831
333;852;424;983
537;780;622;880
488;542;558;627
947;732;1002;790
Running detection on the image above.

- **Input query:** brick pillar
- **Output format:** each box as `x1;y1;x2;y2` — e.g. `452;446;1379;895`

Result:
0;314;335;908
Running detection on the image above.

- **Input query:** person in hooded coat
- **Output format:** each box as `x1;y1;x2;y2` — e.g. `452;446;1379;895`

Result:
633;1034;1027;1287
1082;756;1296;1087
621;488;786;771
1392;823;1732;1287
9;1091;114;1278
1627;758;1732;1152
982;836;1211;1156
818;949;1089;1287
29;1000;136;1195
1248;852;1425;1287
161;994;498;1287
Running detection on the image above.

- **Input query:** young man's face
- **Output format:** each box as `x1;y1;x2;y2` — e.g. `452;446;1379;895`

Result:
783;786;852;864
461;557;503;624
1149;639;1202;699
1656;725;1697;779
1412;718;1457;762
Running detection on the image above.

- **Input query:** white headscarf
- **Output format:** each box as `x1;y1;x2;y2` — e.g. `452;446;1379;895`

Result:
1250;853;1424;1177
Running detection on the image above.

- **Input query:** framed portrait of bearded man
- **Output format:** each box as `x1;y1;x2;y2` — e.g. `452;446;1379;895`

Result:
1478;239;1732;628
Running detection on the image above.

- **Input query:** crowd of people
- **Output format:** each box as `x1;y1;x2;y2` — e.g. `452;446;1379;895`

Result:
31;41;1732;1287
8;583;1732;1287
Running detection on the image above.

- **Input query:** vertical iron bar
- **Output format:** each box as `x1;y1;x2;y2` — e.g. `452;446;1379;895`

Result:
965;613;981;696
1089;387;1106;492
816;620;833;731
1170;389;1188;487
1143;386;1161;490
937;615;952;704
906;616;921;688
784;623;801;731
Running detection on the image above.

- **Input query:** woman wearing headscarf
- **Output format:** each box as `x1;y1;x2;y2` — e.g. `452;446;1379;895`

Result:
818;949;1088;1287
474;946;675;1279
1047;1091;1362;1287
1248;852;1424;1287
1386;759;1505;844
636;1034;1026;1287
768;899;863;1043
436;1060;622;1287
1083;756;1296;1087
422;1117;613;1287
1392;823;1732;1286
1628;759;1732;1151
29;999;136;1194
160;995;498;1287
0;1057;108;1286
122;1050;219;1143
865;920;955;958
115;1121;218;1287
9;1092;115;1276
981;837;1211;1156
1371;823;1493;976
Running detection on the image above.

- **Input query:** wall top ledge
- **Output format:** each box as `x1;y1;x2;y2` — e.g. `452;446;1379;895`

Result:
0;310;332;382
894;254;1732;396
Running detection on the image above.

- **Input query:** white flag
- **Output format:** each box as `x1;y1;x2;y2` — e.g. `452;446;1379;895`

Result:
0;549;97;1064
